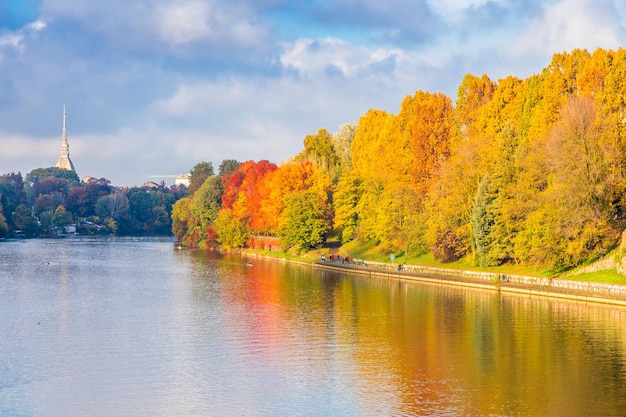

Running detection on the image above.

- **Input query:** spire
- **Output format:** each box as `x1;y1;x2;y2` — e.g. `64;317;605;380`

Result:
55;104;76;172
62;104;67;144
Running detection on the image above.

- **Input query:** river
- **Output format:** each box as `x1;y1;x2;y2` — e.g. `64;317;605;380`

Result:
2;237;626;416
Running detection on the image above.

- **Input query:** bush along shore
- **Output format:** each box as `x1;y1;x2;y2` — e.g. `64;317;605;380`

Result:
241;250;626;308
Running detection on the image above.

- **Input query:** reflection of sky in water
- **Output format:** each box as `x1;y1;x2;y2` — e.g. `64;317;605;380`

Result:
1;238;626;416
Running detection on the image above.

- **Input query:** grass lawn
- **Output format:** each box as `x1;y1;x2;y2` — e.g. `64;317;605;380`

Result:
330;239;626;283
563;269;626;284
236;238;626;285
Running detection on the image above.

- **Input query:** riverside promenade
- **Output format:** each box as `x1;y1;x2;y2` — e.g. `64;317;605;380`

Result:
311;257;626;307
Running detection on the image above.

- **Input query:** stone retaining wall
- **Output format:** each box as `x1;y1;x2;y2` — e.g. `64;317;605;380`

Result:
323;258;626;302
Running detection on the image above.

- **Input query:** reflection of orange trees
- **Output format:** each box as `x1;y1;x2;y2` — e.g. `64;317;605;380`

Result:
207;256;626;415
242;261;284;367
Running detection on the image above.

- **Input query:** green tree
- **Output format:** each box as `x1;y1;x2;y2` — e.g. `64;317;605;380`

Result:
25;167;80;187
0;172;26;230
52;205;72;230
333;171;363;243
471;175;496;266
39;211;53;235
218;159;240;177
0;208;8;238
108;192;130;220
95;195;111;219
123;188;154;234
190;175;224;236
214;209;250;249
13;204;38;237
151;206;172;235
189;161;214;194
485;125;521;265
278;189;332;254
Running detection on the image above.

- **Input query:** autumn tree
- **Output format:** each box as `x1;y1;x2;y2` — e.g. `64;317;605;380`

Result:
228;160;277;233
426;137;481;262
333;122;357;173
295;128;340;181
258;161;330;234
188;161;214;194
32;177;69;198
172;47;626;270
350;91;453;252
171;197;191;243
455;73;494;141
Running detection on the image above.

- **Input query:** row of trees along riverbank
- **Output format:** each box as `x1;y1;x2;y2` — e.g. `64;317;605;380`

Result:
175;47;626;276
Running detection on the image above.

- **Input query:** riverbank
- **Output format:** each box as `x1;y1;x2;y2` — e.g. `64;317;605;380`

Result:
242;250;626;308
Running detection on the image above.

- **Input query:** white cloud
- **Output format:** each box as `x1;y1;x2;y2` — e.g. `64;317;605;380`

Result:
0;34;22;49
0;134;57;159
27;20;48;33
151;80;251;117
0;134;59;177
0;19;46;57
511;0;623;58
41;0;267;53
279;37;405;78
154;1;213;45
427;0;504;23
151;0;268;48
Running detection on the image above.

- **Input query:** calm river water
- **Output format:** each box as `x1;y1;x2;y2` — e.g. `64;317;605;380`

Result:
2;237;626;416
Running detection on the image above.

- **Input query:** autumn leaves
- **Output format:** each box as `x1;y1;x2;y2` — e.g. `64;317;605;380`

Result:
174;48;626;272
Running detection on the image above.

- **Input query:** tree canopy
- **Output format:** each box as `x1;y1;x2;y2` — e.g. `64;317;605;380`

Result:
170;47;626;273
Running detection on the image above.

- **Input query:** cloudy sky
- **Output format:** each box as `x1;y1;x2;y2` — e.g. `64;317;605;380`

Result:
1;0;625;186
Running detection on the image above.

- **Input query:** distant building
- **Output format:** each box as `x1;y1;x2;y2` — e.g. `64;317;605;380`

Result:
175;173;190;187
143;181;160;189
55;105;76;173
146;173;190;187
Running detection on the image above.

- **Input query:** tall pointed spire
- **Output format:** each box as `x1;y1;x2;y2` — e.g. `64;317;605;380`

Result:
55;104;76;172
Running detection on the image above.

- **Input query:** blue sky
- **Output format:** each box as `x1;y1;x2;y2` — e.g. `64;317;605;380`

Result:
1;0;625;186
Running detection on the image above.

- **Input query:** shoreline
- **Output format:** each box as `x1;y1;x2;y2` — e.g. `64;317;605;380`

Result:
243;251;626;308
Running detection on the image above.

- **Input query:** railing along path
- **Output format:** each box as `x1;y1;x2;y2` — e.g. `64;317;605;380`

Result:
315;256;626;304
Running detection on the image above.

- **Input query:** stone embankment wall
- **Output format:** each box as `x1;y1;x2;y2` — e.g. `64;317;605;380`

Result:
570;231;626;276
317;258;626;306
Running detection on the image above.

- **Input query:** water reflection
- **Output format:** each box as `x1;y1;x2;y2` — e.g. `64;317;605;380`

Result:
184;250;626;416
2;240;626;416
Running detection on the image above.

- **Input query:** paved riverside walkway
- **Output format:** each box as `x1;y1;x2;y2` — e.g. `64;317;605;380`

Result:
313;257;626;307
